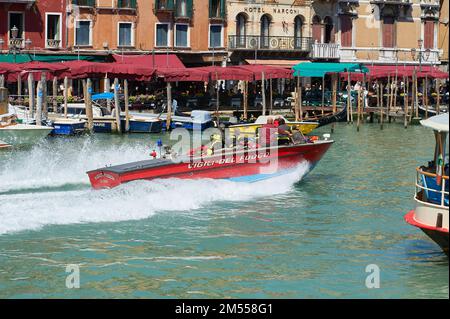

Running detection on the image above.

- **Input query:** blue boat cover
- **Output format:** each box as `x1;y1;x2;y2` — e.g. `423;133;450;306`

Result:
92;92;115;100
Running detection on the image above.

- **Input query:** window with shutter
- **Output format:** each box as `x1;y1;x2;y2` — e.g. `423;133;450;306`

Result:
424;20;434;49
382;16;395;48
340;16;352;47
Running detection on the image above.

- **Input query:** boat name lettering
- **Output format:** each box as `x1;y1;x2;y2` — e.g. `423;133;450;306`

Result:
94;173;115;181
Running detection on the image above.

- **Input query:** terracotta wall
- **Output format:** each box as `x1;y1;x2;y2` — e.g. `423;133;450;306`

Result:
67;0;222;52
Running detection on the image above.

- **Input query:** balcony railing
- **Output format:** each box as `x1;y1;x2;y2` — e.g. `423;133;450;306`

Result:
155;0;175;13
228;35;312;52
72;0;96;7
9;38;24;48
46;39;61;49
311;42;340;59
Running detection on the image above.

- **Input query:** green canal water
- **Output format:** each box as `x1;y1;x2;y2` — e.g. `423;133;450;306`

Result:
0;122;448;298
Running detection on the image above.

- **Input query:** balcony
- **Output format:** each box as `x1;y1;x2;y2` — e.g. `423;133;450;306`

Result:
46;39;61;49
117;0;137;9
310;42;340;59
9;38;24;48
72;0;96;7
154;0;175;13
228;35;312;52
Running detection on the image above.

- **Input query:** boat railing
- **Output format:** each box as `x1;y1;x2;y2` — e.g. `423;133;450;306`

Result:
415;167;449;208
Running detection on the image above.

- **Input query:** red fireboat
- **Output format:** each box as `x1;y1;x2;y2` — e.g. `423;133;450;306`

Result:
87;133;334;190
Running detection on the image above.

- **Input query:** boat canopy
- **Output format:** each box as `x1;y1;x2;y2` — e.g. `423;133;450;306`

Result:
420;113;449;132
292;62;368;77
92;92;115;100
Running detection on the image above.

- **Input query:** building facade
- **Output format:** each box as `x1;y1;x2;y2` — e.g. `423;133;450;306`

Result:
0;0;68;56
226;0;313;65
310;0;445;67
67;0;228;66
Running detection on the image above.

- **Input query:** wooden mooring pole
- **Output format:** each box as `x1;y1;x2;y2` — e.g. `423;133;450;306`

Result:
36;80;43;126
28;73;35;119
86;78;94;133
63;76;68;118
114;78;122;134
166;81;173;131
124;79;130;133
380;82;384;130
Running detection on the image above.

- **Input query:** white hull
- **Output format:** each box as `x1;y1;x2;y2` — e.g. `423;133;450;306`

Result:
0;124;53;146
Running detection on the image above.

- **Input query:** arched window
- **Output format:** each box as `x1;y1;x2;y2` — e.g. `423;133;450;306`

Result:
424;19;435;49
260;14;271;48
340;15;352;47
382;15;396;48
294;15;304;49
323;17;334;43
236;13;246;48
312;15;322;43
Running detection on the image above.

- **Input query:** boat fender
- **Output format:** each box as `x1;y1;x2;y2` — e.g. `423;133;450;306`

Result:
150;150;157;159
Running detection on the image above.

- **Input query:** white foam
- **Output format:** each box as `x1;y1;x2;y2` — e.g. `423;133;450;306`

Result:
0;138;310;235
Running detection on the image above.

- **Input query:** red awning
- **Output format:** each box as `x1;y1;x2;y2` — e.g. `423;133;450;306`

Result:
193;66;254;81
2;61;70;81
110;54;186;69
0;62;21;74
342;65;449;81
157;67;210;82
63;60;156;81
231;65;293;80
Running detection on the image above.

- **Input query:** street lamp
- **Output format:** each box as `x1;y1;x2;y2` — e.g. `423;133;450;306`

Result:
7;26;31;63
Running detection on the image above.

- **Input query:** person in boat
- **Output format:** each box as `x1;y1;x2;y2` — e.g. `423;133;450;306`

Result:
259;117;277;147
277;118;293;145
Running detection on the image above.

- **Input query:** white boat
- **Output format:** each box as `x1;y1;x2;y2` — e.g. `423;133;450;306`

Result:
404;113;449;255
0;120;53;146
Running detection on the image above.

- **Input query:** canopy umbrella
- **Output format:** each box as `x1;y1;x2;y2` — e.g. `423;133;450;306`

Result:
231;65;293;80
63;61;156;81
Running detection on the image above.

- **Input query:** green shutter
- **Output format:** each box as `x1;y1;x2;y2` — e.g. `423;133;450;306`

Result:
131;0;137;8
168;0;175;10
186;0;193;18
220;0;226;19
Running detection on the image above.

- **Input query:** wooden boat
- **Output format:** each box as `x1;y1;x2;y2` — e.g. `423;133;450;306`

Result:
87;133;333;189
228;115;318;137
404;113;449;255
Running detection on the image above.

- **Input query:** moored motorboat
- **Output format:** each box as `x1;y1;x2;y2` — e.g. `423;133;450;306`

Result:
0;121;53;146
404;113;449;255
87;132;333;189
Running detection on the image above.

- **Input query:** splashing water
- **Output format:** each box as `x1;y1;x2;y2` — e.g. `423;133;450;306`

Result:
0;137;310;235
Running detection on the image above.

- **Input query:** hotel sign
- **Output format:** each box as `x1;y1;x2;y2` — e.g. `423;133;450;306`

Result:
243;6;302;15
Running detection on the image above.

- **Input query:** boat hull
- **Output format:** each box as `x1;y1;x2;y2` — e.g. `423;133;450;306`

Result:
405;210;449;256
52;120;86;135
87;141;333;189
0;124;53;146
121;118;163;133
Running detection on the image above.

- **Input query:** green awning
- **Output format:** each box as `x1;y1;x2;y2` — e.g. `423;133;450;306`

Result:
292;62;369;77
0;53;106;63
